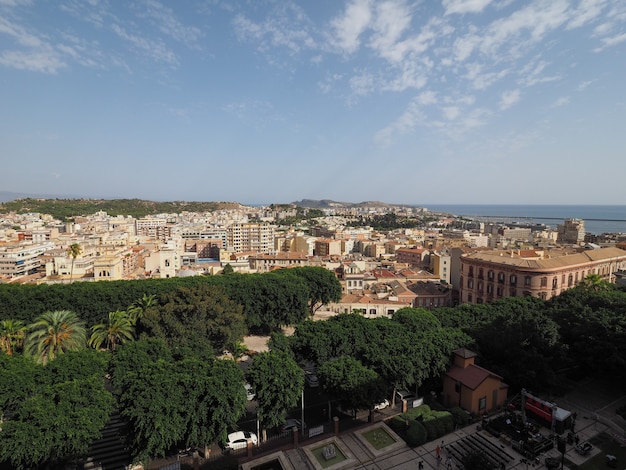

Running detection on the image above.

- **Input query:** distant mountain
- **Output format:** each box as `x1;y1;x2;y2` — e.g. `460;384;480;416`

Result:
291;199;398;209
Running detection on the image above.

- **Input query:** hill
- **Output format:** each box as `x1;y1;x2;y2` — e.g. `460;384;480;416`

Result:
291;199;398;209
0;198;244;220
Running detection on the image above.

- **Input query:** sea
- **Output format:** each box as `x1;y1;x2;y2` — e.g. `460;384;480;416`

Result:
423;205;626;236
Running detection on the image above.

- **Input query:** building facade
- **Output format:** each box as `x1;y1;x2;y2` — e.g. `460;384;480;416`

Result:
459;247;626;304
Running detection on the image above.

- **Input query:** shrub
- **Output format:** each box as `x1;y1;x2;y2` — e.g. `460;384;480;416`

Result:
450;406;470;427
405;421;428;447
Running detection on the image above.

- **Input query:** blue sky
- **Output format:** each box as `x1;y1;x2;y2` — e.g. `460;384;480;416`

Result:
1;0;625;205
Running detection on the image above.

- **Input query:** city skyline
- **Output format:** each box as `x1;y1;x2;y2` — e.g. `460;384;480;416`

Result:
1;0;625;205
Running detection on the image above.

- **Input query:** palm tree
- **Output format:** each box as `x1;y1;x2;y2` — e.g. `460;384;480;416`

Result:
66;243;82;283
581;273;608;291
127;294;157;324
88;310;135;351
24;310;86;364
0;319;26;355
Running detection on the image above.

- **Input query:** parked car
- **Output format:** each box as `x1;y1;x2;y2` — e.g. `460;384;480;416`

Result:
575;441;593;456
224;431;257;452
374;399;390;410
281;418;303;433
305;372;320;388
545;456;560;469
244;383;255;401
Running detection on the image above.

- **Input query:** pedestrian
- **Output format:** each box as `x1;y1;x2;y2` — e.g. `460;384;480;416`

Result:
418;461;424;470
435;444;441;458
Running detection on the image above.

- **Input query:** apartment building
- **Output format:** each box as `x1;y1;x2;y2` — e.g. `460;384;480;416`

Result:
459;246;626;304
430;251;451;284
314;238;343;257
557;218;585;244
0;241;55;280
395;246;429;267
248;252;309;272
227;223;275;253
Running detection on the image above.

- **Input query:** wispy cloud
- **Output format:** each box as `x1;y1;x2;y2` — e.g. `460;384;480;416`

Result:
499;89;520;109
552;96;570;107
442;0;494;15
233;3;318;55
140;0;203;47
594;32;626;51
0;17;66;73
329;0;372;54
111;23;178;65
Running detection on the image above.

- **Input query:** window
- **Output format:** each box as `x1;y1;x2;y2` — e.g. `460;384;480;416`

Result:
478;268;484;279
488;270;494;280
510;275;517;285
479;396;487;411
468;279;474;289
541;277;548;288
568;274;573;287
468;266;474;277
498;272;505;283
524;276;531;286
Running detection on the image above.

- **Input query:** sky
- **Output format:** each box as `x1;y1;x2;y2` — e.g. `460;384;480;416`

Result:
1;0;625;206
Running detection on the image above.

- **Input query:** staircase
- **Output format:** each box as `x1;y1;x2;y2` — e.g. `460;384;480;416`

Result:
79;412;132;470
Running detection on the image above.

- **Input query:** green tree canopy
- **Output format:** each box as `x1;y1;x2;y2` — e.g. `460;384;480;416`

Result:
138;283;246;357
247;351;304;433
24;310;87;364
318;356;386;414
89;310;135;351
0;348;114;470
276;266;343;315
110;339;246;463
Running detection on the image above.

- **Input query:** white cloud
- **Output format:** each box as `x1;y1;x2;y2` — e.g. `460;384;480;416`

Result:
111;23;178;65
576;80;594;91
518;59;560;87
0;49;65;73
442;0;494;15
567;0;607;29
499;89;520;109
374;91;436;144
594;32;626;51
141;0;203;47
552;96;570;107
329;0;373;54
442;106;460;120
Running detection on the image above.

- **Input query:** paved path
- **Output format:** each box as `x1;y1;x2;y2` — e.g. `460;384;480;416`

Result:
260;378;626;470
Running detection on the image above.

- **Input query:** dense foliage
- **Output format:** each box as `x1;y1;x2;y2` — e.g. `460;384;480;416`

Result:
0;270;316;332
0;349;114;470
0;198;239;220
110;338;247;464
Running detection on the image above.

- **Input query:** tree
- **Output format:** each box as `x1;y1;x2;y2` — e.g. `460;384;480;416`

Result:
318;356;386;416
0;319;26;355
128;293;157;324
0;348;114;470
472;304;563;394
138;284;246;357
580;273;610;291
89;310;135;351
247;351;304;438
0;353;41;420
110;339;246;463
66;242;82;283
0;376;114;470
24;310;87;364
278;267;343;315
